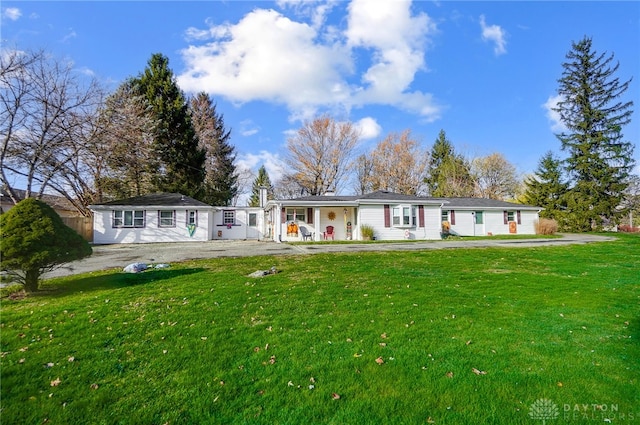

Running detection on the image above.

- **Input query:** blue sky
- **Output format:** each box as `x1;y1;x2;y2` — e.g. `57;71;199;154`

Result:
2;1;639;200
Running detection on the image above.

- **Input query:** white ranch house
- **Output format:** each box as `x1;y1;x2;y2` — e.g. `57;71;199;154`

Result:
90;190;541;244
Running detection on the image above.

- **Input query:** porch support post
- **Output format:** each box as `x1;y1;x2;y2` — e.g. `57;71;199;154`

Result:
314;207;321;241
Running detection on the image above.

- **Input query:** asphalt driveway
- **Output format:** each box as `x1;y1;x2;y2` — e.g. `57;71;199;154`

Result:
43;233;615;279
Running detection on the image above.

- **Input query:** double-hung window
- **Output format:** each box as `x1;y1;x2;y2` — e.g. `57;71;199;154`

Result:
187;210;198;226
158;210;176;227
286;208;306;222
113;210;145;228
392;205;416;227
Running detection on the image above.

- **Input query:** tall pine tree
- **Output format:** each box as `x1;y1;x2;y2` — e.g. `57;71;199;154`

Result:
554;37;635;230
523;151;568;219
133;54;205;199
424;130;473;197
189;92;237;206
248;165;274;207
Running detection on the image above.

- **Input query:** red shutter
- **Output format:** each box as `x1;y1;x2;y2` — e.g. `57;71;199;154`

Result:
503;211;508;224
307;208;314;224
517;210;521;225
384;204;390;227
281;207;286;222
450;210;456;225
418;205;425;227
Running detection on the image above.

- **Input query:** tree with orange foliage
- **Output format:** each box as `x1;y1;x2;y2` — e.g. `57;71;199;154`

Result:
366;130;429;195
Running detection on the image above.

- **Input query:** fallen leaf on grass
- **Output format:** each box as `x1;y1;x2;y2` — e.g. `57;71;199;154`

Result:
375;357;384;365
427;417;436;423
472;368;486;375
353;353;362;358
332;393;341;400
380;333;387;339
46;362;55;368
90;383;99;390
445;371;454;378
19;358;25;364
557;382;563;387
379;343;387;347
68;357;75;362
50;378;61;387
465;340;472;345
269;356;276;364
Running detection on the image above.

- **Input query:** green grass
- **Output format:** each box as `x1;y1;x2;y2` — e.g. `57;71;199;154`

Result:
1;234;639;424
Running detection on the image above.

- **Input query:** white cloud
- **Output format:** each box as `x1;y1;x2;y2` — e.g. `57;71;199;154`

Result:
177;0;441;123
236;150;286;183
355;117;381;140
479;15;506;56
239;119;260;137
2;7;21;21
61;29;77;43
543;94;567;132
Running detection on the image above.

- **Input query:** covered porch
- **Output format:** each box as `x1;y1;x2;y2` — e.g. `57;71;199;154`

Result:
268;201;361;242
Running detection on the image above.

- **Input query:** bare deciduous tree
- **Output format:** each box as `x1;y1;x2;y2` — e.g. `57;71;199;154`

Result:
284;115;359;196
94;80;158;200
1;48;103;214
471;152;519;200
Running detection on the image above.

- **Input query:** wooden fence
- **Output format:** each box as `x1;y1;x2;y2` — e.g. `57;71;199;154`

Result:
61;216;93;242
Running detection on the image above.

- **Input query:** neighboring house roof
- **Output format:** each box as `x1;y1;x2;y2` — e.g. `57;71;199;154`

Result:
1;187;79;214
89;193;213;209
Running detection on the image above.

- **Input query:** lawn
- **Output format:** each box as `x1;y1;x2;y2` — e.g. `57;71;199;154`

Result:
1;234;638;424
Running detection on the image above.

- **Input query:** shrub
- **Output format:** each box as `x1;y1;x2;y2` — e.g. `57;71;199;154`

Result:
360;224;375;240
534;218;558;235
0;198;92;292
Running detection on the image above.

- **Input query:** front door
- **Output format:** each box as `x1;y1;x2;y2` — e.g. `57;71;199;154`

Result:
473;211;484;236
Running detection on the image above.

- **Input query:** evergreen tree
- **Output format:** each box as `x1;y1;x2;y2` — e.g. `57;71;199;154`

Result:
248;165;274;207
133;54;205;199
554;37;635;230
424;130;474;197
0;199;92;292
190;92;237;206
523;151;568;219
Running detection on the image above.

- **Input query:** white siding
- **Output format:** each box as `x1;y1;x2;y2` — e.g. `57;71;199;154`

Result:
212;208;266;240
446;209;539;236
92;209;212;244
359;204;441;241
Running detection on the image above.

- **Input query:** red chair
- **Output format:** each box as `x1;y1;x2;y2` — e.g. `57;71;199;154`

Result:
324;226;335;240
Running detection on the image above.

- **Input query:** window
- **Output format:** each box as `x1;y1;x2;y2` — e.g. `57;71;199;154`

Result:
286;208;306;222
158;210;175;227
507;211;515;222
392;205;416;227
223;210;235;225
249;212;257;227
441;210;449;223
474;211;484;224
187;210;198;226
113;210;145;228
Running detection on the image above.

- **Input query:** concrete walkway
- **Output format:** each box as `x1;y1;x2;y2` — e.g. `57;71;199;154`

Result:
45;233;615;279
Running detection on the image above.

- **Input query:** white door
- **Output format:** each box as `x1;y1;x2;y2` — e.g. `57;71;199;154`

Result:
246;212;261;239
473;211;484;236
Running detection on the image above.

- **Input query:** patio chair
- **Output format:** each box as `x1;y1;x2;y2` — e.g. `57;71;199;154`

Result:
299;225;314;241
324;225;335;240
